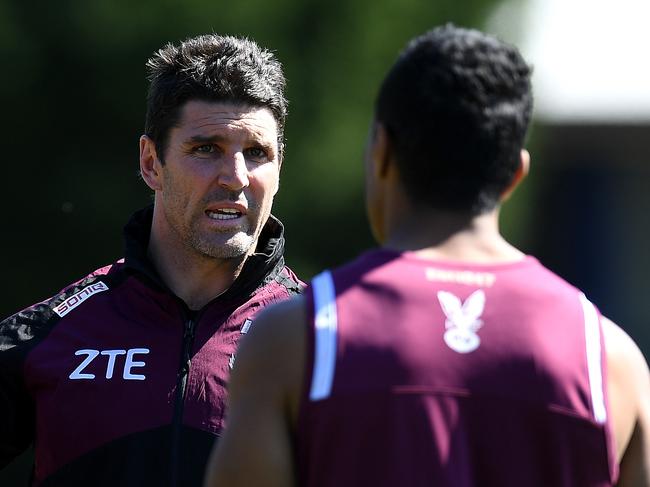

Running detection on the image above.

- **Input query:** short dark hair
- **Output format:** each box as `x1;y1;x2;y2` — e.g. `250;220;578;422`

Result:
376;24;533;213
145;34;288;161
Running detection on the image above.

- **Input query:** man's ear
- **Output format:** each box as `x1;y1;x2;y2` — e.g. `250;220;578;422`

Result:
500;149;530;202
371;122;393;180
139;135;163;191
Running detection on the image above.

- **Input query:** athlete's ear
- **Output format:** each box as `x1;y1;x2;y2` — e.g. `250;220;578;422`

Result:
370;122;393;180
500;149;530;202
139;135;163;191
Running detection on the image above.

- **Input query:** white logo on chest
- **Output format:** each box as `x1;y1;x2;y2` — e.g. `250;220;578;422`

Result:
68;348;150;380
437;290;485;353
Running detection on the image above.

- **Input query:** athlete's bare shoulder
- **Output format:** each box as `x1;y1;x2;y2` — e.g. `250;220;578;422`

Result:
247;295;308;343
601;317;650;486
240;295;307;381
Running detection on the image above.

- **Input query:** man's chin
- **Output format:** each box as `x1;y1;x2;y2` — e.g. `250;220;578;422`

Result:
198;235;255;260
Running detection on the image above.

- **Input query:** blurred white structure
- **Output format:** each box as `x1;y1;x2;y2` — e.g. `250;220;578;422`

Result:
487;0;650;359
488;0;650;122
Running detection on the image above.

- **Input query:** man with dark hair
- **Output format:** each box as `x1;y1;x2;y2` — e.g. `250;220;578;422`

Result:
205;25;649;486
0;34;302;486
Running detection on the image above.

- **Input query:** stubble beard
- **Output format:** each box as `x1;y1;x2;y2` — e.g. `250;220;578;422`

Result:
164;186;269;261
190;228;256;260
188;201;268;260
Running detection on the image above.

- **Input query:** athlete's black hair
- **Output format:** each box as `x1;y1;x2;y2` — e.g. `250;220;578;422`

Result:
375;24;533;213
145;34;287;162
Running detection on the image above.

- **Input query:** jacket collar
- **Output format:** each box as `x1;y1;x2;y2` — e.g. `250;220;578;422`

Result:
122;205;287;302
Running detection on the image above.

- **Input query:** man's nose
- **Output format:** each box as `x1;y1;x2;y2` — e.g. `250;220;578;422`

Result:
217;152;249;191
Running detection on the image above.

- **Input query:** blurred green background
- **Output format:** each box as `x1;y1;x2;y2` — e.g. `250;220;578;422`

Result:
0;0;500;308
1;0;649;484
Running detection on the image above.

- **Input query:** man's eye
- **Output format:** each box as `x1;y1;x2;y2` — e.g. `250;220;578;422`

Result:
195;144;215;153
245;147;267;159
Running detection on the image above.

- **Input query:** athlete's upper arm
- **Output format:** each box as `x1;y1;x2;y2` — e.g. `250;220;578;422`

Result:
204;296;307;487
602;317;650;486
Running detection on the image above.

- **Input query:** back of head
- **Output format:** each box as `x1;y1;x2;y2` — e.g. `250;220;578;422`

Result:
145;34;287;161
376;24;533;214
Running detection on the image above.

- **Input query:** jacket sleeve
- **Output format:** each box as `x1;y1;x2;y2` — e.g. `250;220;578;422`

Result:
0;308;42;469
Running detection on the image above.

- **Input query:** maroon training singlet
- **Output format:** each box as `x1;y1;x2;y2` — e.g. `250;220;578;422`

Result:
297;249;618;487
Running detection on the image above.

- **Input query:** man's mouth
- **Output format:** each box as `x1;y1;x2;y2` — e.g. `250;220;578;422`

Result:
207;208;243;221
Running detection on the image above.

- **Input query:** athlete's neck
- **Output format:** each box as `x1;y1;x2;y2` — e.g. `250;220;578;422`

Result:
382;207;525;264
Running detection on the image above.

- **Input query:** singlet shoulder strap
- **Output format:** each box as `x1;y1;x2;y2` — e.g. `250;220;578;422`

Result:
579;293;607;424
309;270;338;401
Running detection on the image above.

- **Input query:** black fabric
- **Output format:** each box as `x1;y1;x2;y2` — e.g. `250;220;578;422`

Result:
40;426;215;487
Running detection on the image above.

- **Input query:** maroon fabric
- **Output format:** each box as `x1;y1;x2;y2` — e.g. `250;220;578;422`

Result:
24;265;297;483
0;207;303;486
298;249;617;487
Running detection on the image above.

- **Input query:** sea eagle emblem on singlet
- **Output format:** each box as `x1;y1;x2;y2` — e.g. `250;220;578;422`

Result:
437;290;486;353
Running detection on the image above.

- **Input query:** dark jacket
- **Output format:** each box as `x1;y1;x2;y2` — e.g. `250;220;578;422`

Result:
0;207;303;486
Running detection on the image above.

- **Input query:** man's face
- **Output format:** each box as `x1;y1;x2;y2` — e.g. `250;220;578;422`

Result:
151;100;281;260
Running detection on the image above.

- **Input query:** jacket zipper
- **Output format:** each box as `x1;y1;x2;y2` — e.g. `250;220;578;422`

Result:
170;316;197;487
